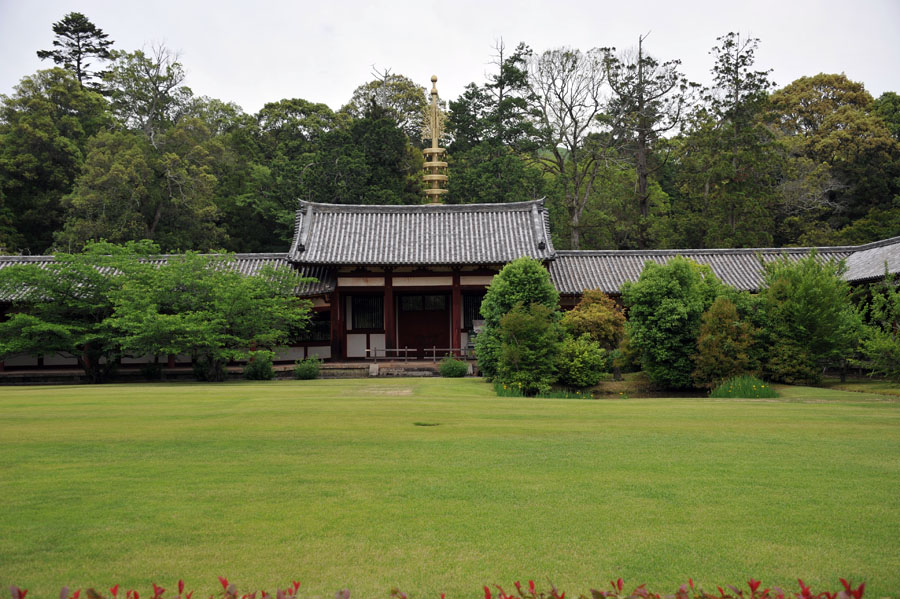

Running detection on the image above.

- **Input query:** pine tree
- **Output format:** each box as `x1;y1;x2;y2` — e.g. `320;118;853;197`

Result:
36;12;114;89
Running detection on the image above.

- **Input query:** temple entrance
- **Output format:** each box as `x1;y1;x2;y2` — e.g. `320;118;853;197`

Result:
396;293;451;359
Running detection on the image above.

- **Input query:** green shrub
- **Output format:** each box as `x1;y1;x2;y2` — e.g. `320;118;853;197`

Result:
493;381;591;399
693;297;756;388
476;257;559;378
709;375;778;398
622;257;722;389
760;252;861;383
556;334;609;388
496;303;562;396
561;289;625;349
439;356;468;377
852;273;900;381
293;356;321;380
243;350;276;380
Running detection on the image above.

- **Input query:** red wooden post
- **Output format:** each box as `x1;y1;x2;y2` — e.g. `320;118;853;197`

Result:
384;269;395;354
330;288;343;360
451;271;462;357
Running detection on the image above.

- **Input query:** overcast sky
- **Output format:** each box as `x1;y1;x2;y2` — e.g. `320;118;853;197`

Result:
1;0;898;114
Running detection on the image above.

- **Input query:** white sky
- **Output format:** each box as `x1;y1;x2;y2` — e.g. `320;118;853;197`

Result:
1;0;899;114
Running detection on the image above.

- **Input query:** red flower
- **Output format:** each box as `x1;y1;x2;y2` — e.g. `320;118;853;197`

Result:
152;583;165;598
111;586;120;599
292;583;300;595
529;582;536;596
749;580;761;594
484;586;492;599
717;587;726;598
132;592;138;599
186;593;193;599
72;591;82;599
689;579;694;591
617;579;624;592
515;582;523;596
219;579;229;592
441;595;445;599
178;581;185;596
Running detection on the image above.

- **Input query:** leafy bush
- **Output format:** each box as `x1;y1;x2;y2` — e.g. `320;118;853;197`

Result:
556;333;609;388
853;273;900;380
243;350;276;380
476;257;559;378
622;257;722;389
561;289;625;349
710;375;779;398
760;252;861;384
496;303;562;396
693;297;756;388
439;356;469;377
293;356;321;380
494;381;591;399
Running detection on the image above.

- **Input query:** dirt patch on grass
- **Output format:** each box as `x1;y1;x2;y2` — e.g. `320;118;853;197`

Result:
361;386;414;396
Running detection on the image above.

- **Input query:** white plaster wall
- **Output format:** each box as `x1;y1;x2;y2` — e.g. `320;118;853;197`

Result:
346;333;367;358
307;346;331;359
275;347;306;362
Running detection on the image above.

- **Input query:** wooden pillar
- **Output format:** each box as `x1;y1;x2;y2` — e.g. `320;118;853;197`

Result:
330;288;343;361
384;269;395;352
167;354;175;368
451;272;462;357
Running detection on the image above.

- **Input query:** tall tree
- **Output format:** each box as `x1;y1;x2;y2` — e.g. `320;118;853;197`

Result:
446;41;544;205
0;68;111;253
603;34;695;247
672;33;781;248
344;71;427;142
528;47;608;249
104;45;193;147
770;73;900;240
36;12;114;90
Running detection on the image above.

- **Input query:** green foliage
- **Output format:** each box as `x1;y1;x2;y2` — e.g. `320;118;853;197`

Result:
475;257;559;378
0;68;111;252
556;333;609;388
622;257;722;389
36;12;114;88
293;356;321;380
438;356;468;378
108;252;311;382
692;296;756;388
709;375;778;398
759;252;861;383
496;303;563;396
0;240;158;382
344;72;427;142
560;289;625;349
243;350;276;380
852;274;900;381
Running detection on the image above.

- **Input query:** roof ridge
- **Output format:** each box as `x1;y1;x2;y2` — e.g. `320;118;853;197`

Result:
296;199;545;213
556;246;856;257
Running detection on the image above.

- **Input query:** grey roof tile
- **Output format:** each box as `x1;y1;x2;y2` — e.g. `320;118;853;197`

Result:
843;237;900;283
288;199;555;265
549;247;857;295
0;253;334;300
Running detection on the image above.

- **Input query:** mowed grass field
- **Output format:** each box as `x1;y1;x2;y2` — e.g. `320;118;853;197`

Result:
1;379;898;598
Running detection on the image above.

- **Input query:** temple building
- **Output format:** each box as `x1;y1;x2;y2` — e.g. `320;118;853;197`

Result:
1;76;900;370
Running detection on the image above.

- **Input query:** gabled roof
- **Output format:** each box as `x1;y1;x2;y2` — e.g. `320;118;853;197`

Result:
0;254;334;300
843;237;900;283
549;246;857;295
288;199;555;265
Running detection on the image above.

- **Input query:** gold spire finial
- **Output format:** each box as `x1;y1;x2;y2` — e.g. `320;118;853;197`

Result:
423;75;448;200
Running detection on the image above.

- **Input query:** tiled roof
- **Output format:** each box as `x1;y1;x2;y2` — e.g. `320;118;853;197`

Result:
288;199;555;265
0;254;334;300
549;247;857;295
842;237;900;283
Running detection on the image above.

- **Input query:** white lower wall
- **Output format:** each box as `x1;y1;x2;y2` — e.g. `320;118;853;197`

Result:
346;333;367;358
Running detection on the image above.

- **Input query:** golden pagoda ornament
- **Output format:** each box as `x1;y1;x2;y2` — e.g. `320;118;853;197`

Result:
423;75;448;200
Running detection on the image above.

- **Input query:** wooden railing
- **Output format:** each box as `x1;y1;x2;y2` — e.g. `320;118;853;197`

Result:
366;346;475;362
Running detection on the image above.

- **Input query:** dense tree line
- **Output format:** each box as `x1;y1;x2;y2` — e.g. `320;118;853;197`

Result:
2;15;899;255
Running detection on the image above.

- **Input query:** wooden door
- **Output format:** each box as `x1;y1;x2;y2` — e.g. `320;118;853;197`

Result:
397;294;450;359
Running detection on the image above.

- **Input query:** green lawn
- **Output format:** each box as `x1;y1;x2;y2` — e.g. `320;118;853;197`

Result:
1;379;898;598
